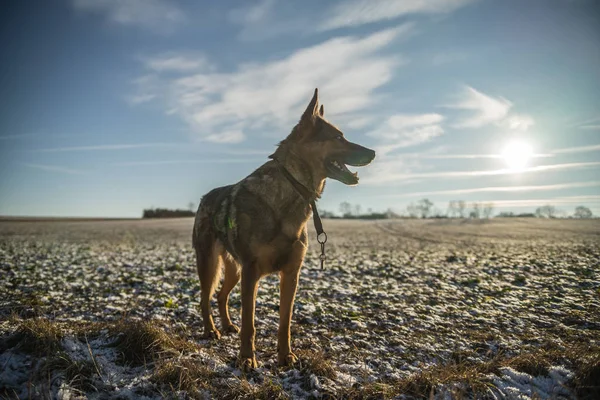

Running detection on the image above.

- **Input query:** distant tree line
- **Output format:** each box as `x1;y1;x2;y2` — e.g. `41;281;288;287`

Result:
143;202;196;219
145;201;594;220
142;208;195;218
317;200;595;220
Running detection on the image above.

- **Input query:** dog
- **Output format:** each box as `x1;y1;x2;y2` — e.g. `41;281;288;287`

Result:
192;88;375;371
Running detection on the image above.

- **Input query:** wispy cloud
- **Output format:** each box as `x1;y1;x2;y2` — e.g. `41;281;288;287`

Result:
111;159;263;167
0;133;37;140
381;181;600;198
488;195;600;208
228;0;308;41
30;143;183;153
445;86;512;128
444;86;535;132
551;144;600;154
72;0;185;32
395;152;553;159
579;124;600;130
368;113;444;156
22;163;86;175
365;161;600;185
126;94;157;105
142;53;212;73
136;25;412;143
319;0;477;31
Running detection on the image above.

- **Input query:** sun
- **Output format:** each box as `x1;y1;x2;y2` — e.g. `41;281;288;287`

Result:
501;140;533;171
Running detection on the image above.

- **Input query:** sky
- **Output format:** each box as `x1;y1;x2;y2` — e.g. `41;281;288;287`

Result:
0;0;599;218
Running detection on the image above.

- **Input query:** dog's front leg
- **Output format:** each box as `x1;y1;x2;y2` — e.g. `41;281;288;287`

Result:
278;268;300;366
239;266;260;371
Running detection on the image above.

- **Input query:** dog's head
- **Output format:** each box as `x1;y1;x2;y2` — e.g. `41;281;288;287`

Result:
273;88;376;186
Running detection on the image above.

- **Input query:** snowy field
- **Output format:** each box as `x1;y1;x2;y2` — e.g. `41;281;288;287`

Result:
1;217;599;399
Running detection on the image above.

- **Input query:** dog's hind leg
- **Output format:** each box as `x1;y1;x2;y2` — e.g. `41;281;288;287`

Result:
218;253;241;334
196;235;223;340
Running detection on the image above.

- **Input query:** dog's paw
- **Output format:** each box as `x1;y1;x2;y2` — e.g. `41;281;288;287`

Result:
222;324;240;334
202;329;221;340
278;352;298;367
238;356;258;372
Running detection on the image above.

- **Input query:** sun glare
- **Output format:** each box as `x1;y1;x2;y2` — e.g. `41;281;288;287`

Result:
501;140;533;171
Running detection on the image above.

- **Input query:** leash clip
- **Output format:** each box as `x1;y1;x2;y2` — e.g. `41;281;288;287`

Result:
317;232;327;269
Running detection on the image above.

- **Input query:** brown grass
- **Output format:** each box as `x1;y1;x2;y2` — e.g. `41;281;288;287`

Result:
220;379;288;400
339;342;600;399
151;358;214;399
108;320;199;366
13;317;63;355
297;349;337;380
43;352;100;392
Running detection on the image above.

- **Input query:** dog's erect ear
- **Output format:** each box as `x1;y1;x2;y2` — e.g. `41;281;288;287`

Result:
319;104;324;117
301;88;319;121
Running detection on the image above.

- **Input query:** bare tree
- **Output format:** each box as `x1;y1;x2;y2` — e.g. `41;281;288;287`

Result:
470;202;481;219
354;204;362;217
482;203;494;219
574;206;593;219
339;201;352;217
188;202;195;212
447;200;458;218
458;200;467;218
406;202;419;218
386;208;399;219
535;204;557;218
417;198;434;219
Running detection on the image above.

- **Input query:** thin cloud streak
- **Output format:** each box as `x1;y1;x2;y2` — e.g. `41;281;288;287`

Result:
366;161;600;185
490;195;600;208
22;163;86;175
112;159;263;167
31;143;184;152
399;153;552;159
552;144;600;154
71;0;185;33
319;0;476;31
0;134;37;140
380;181;600;198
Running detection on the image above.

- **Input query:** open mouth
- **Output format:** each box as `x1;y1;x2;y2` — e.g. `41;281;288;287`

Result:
325;146;376;185
326;159;359;185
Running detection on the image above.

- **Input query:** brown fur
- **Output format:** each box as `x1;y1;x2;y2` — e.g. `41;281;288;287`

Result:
192;88;375;370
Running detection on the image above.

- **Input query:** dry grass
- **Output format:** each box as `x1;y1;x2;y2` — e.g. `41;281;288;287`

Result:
108;319;199;366
220;379;288;400
567;344;600;400
12;317;63;356
151;358;214;399
339;342;600;399
42;352;100;392
297;349;337;380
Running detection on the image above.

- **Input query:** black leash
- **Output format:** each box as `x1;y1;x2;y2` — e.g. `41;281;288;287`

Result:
311;201;328;269
275;162;328;269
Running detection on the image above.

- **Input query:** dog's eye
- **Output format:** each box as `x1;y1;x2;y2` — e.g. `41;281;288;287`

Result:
336;135;343;141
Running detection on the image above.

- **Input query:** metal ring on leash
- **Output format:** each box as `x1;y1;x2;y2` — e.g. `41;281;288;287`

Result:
317;232;327;244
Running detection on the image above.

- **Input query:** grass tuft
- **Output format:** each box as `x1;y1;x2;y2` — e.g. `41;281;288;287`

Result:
14;317;63;355
43;352;100;392
297;349;337;380
109;320;199;366
151;358;213;399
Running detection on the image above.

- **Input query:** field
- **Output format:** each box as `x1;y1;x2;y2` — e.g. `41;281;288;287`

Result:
1;217;599;399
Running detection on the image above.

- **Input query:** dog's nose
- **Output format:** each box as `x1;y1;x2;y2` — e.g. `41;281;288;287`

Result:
366;148;376;161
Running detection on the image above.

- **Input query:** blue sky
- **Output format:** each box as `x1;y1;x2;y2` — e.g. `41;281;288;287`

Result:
1;0;599;218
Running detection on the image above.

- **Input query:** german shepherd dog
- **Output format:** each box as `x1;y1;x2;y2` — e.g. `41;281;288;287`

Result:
192;88;375;371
